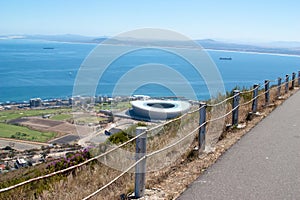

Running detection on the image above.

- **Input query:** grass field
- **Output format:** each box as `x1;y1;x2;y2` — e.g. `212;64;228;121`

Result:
0;123;56;142
74;116;107;124
50;114;72;121
94;102;131;111
0;108;72;122
112;101;131;110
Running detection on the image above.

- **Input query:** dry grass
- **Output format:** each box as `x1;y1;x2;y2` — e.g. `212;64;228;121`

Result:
1;162;134;200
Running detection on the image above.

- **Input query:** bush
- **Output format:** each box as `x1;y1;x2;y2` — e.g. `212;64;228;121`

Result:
108;130;133;144
46;148;92;172
136;122;147;127
2;146;13;151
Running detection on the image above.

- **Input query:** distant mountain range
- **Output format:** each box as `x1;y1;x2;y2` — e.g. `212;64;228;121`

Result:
0;34;101;43
1;34;300;55
196;39;300;55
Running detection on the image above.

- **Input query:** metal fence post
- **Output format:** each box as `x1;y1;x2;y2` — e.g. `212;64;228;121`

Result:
198;102;207;152
135;127;147;198
277;77;282;98
252;84;259;113
298;71;300;87
232;90;240;126
285;74;289;94
264;80;270;105
292;72;296;89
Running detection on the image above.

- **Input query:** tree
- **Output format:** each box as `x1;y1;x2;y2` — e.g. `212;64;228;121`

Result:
40;149;50;161
2;146;13;151
8;151;15;159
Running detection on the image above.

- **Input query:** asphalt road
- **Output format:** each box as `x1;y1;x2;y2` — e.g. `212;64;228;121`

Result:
0;138;42;150
178;91;300;200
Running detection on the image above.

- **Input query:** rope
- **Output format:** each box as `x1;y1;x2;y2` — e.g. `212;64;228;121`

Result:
240;85;260;94
260;80;269;87
147;105;204;132
240;98;254;107
268;79;277;83
207;93;239;107
207;105;239;123
147;122;204;157
83;122;206;199
256;89;270;98
0;128;150;193
82;156;146;200
274;81;287;89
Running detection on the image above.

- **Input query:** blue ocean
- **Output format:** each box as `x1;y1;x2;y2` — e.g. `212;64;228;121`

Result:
0;39;300;103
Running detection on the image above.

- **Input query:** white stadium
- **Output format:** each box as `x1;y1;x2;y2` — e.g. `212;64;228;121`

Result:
130;99;191;120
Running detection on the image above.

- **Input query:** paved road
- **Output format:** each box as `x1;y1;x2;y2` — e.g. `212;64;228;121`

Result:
178;91;300;200
0;139;42;151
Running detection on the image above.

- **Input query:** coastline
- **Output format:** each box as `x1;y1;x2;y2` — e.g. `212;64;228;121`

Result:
205;48;300;58
40;39;300;57
52;39;300;58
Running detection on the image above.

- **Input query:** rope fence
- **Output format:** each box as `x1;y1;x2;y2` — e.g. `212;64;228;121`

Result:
207;93;238;107
207;105;239;123
1;71;299;200
240;84;260;94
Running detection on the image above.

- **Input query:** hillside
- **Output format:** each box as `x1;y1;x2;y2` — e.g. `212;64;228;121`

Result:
1;34;300;55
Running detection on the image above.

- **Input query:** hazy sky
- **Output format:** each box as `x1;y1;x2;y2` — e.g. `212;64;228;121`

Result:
1;0;299;42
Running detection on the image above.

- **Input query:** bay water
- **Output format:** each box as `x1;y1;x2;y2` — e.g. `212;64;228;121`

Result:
0;39;299;103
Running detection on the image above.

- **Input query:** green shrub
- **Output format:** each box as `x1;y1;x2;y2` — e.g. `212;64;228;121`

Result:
108;131;133;144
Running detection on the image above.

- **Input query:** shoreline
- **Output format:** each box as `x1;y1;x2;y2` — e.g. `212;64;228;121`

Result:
205;48;300;58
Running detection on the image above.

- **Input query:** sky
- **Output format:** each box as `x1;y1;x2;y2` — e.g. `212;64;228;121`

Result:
0;0;300;42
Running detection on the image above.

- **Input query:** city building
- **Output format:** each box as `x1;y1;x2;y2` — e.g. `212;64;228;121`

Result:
16;158;27;168
29;98;42;107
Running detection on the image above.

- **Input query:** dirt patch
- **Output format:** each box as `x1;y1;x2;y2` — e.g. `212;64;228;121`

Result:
9;117;92;139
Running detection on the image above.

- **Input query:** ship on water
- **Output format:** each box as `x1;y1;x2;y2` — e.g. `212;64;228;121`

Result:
219;57;232;60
